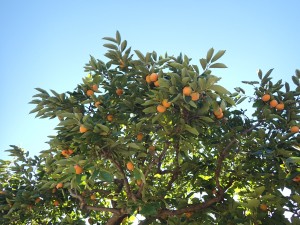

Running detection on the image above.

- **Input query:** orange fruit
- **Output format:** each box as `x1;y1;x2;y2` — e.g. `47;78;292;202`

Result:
137;133;143;141
107;114;113;122
116;88;123;96
185;212;193;218
126;162;134;171
157;105;166;113
149;73;158;82
270;99;278;108
136;179;142;186
61;150;69;157
216;113;224;119
92;84;98;91
213;108;223;116
262;94;271;102
148;145;155;152
35;197;41;203
79;125;88;133
191;92;200;101
145;75;151;83
292;175;300;182
162;99;171;108
68;149;74;155
154;80;160;87
74;164;83;174
290;126;299;133
56;183;63;189
276;103;284;110
95;101;101;107
259;204;268;211
90;194;96;200
183;86;192;96
86;90;94;97
53;200;59;206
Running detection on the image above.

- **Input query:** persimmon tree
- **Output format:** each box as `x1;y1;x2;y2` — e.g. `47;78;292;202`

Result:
1;31;300;225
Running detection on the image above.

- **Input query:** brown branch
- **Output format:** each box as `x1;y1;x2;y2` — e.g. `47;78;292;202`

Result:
68;189;120;214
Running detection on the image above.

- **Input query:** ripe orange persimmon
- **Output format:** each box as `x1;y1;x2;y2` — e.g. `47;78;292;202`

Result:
74;164;83;174
292;175;300;182
137;133;143;141
270;99;278;108
276;103;284;110
90;194;96;200
79;125;88;133
92;84;98;91
183;86;192;96
116;88;123;96
107;114;113;122
149;73;158;82
191;92;200;101
56;183;63;189
145;75;151;83
86;90;94;97
213;108;223;116
53;200;59;206
216;113;224;119
290;125;299;133
162;99;171;108
94;101;101;107
61;150;69;157
68;149;74;155
35;197;41;203
126;162;134;171
157;105;166;113
262;94;271;102
154;80;160;87
260;204;268;211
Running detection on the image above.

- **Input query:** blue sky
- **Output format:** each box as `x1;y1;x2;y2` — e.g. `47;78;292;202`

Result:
0;1;299;159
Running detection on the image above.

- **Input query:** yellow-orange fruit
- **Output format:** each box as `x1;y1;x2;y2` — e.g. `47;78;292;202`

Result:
74;165;83;174
276;103;284;110
157;105;166;113
162;99;171;108
67;149;74;155
137;133;143;141
154;80;160;87
145;75;151;83
61;150;69;157
269;99;278;108
148;145;155;152
136;179;142;186
149;73;158;82
35;197;41;203
56;183;63;189
90;194;96;200
53;200;59;206
292;175;300;182
126;162;134;171
262;94;271;102
290;126;299;133
185;212;193;218
107;114;113;122
92;84;98;91
213;108;223;116
116;88;123;96
191;92;200;101
95;101;101;107
216;112;224;119
183;86;192;96
260;204;268;211
86;90;94;97
79;125;88;133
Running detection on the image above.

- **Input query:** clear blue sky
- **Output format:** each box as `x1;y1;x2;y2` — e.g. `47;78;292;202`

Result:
1;1;299;159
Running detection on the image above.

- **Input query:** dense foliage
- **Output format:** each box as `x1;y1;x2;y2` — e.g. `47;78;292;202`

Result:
1;32;300;225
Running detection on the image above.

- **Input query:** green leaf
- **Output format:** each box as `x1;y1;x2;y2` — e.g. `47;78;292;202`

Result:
211;50;226;62
121;40;127;52
103;43;118;50
198;78;206;90
209;63;227;68
236;96;247;104
199;116;214;123
254;186;265;196
206;48;214;62
116;31;121;44
222;95;236;106
102;36;118;43
99;170;113;182
257;69;263;79
143;106;157;113
58;119;78;126
128;143;141;149
199;58;207;70
169;62;184;70
134;50;145;61
184;124;199;135
96;124;110;133
210;85;231;95
247;199;260;208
